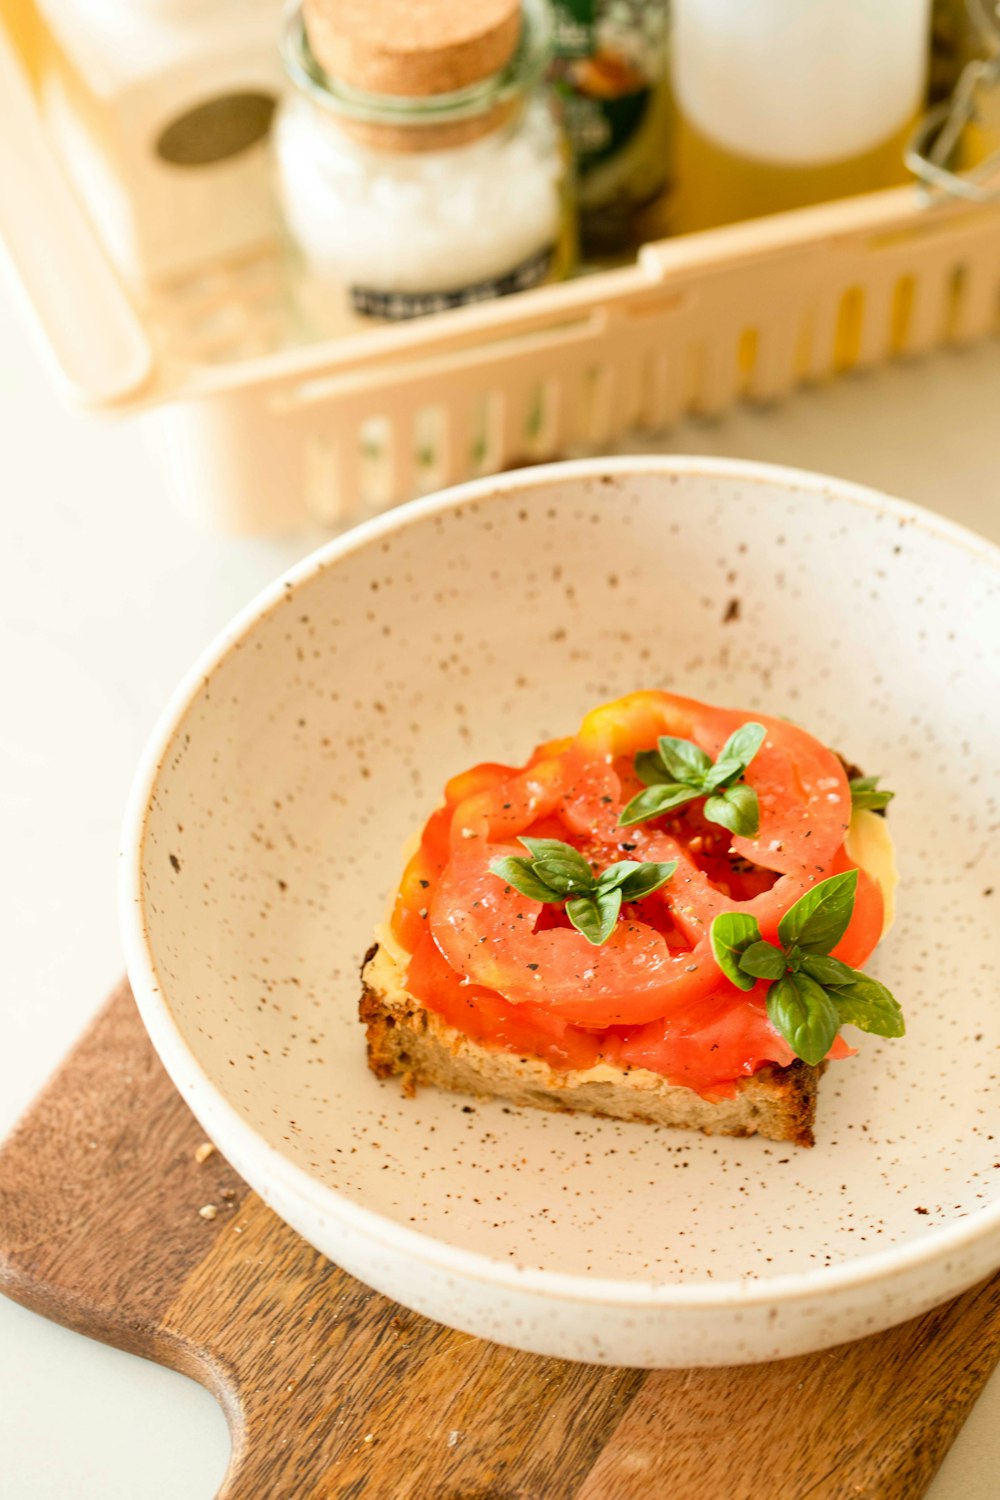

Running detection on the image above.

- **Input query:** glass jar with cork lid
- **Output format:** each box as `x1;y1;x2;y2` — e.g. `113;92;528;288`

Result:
274;0;575;327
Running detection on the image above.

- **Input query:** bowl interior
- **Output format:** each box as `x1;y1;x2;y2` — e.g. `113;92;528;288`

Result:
138;462;1000;1286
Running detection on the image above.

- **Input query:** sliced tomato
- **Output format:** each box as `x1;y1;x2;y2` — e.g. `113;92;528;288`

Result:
429;841;721;1025
407;930;854;1093
391;804;451;951
573;692;855;942
448;744;622;848
406;930;602;1071
443;761;520;806
577;689;851;876
829;849;884;968
608;992;795;1094
392;690;885;1093
607;1003;855;1096
392;763;516;949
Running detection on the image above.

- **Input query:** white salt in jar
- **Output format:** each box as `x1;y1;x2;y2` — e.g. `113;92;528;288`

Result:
274;0;573;325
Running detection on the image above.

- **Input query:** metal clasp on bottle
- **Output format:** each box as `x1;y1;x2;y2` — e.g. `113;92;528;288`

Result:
906;0;1000;201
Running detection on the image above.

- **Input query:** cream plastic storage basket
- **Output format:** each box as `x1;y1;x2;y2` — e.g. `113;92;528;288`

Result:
2;19;999;534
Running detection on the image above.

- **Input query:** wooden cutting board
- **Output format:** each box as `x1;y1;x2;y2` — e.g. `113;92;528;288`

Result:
2;983;999;1500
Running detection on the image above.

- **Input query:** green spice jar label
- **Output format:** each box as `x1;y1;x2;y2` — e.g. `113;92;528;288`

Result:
550;0;670;178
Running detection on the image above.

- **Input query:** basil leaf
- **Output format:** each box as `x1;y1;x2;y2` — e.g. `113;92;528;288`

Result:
799;953;857;988
656;735;713;785
566;888;621;946
702;755;745;791
488;856;563;903
492;844;674;942
595;860;644;891
618;783;699;828
766;972;841;1066
719;721;766;771
833;974;906;1038
634;748;674;787
532;863;593;894
519;837;594;894
710;911;762;992
610;860;677;902
777;870;858;955
629;721;764;826
849;775;895;813
703;782;760;838
518;836;584;862
739;940;787;981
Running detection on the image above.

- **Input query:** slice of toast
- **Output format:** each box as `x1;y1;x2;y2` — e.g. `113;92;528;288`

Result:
360;940;822;1146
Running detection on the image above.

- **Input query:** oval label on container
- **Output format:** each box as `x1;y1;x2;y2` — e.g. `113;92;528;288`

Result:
156;93;277;167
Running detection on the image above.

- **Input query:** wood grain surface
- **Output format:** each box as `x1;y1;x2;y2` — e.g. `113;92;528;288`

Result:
1;982;998;1500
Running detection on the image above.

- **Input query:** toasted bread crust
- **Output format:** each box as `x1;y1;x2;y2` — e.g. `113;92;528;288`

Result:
360;943;821;1146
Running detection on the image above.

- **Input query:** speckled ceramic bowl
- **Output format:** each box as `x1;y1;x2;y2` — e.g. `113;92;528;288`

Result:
122;456;1000;1367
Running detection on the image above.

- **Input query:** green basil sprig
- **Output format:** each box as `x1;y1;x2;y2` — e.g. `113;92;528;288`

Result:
849;774;895;813
490;837;676;947
619;722;766;837
709;870;904;1066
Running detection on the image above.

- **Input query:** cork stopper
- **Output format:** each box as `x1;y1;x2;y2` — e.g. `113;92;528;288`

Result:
303;0;522;99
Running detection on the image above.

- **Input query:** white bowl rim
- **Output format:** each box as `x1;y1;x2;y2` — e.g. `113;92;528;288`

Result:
121;453;1000;1311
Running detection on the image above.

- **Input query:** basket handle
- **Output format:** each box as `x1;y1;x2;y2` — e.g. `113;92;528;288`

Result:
0;25;152;407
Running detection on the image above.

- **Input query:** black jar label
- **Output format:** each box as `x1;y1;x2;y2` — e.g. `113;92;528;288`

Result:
350;245;555;321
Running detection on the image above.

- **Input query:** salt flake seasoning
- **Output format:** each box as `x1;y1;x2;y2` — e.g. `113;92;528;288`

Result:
276;0;573;327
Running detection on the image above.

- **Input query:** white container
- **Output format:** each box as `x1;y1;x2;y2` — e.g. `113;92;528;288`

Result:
34;0;285;288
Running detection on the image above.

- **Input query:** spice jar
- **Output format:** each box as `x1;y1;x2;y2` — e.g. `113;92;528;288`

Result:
549;0;672;256
671;0;933;233
274;0;574;326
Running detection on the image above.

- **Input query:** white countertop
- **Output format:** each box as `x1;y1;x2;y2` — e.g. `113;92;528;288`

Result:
0;274;997;1498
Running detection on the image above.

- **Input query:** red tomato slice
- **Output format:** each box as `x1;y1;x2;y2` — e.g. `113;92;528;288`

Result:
447;745;622;848
576;693;855;942
829;851;884;968
607;1004;855;1096
406;930;602;1071
391;804;451;952
578;691;850;860
392;763;516;948
407;930;854;1093
430;841;721;1025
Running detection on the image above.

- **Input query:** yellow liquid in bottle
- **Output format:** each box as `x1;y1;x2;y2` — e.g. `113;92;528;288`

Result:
672;112;917;235
0;0;44;85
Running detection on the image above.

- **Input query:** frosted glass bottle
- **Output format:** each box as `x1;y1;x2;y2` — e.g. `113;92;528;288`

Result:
672;0;932;232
